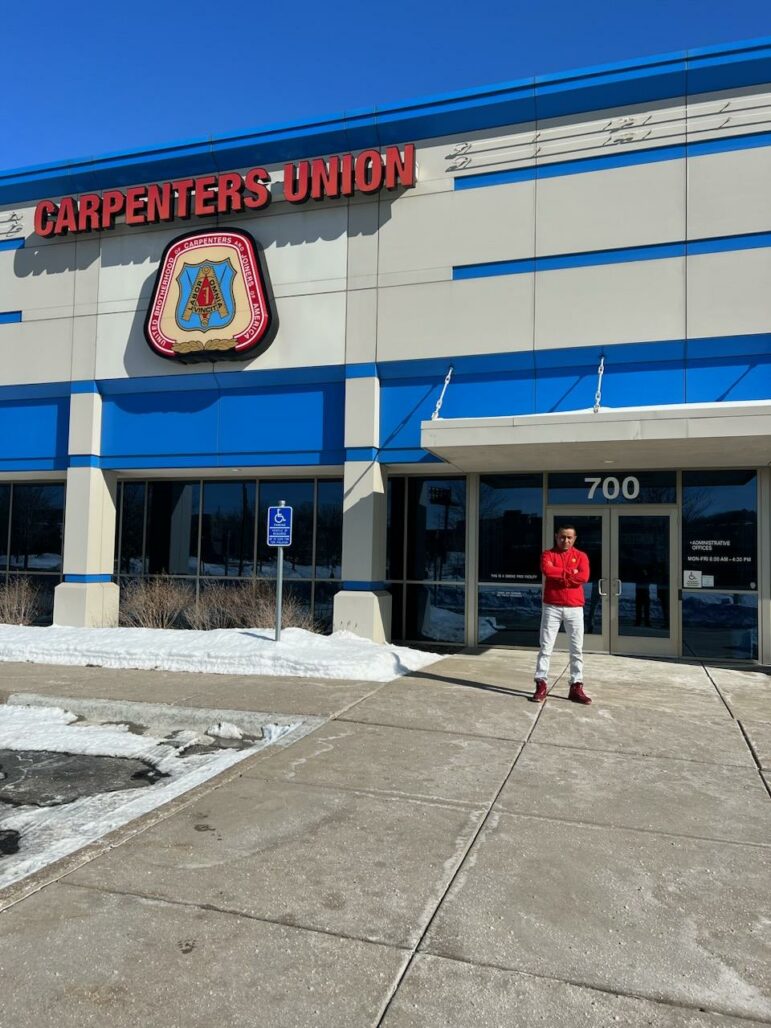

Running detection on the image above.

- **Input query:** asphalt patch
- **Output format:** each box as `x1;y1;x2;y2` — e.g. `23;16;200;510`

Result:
0;750;167;807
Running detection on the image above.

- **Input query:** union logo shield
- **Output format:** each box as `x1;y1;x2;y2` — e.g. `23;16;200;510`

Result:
144;229;276;363
176;259;236;332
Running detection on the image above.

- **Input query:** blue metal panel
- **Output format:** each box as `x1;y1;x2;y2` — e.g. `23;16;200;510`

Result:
535;60;688;121
687;38;771;96
102;388;220;459
98;451;344;470
374;83;537;146
70;380;100;394
100;378;345;467
0;395;69;466
218;381;344;458
69;455;101;467
345;363;378;379
0;312;22;324
0;240;24;252
346;448;379;462
686;356;771;403
685;334;771;402
64;574;112;584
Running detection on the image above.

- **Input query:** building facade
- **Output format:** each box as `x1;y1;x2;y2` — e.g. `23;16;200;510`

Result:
0;39;769;663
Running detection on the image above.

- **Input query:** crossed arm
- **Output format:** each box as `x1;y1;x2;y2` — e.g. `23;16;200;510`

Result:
541;551;590;587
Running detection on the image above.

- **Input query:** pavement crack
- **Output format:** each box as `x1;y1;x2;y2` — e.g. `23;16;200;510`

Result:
374;699;548;1027
57;879;413;952
413;951;771;1026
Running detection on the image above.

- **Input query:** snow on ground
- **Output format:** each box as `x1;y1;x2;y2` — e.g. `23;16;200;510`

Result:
0;704;163;761
0;625;441;681
0;701;314;892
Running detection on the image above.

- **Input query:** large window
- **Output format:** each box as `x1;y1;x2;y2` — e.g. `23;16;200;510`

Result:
682;471;758;660
115;478;342;631
478;475;543;646
0;482;66;623
387;476;467;644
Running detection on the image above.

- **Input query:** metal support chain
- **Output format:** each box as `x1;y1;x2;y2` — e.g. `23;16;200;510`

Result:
431;365;455;420
593;356;605;413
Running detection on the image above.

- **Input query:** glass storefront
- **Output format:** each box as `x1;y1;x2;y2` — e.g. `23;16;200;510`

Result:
681;471;758;660
387;476;467;644
115;478;342;631
386;469;761;660
477;474;542;646
0;482;65;623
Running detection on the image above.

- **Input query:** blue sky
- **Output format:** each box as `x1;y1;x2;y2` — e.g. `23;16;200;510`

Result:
3;0;770;171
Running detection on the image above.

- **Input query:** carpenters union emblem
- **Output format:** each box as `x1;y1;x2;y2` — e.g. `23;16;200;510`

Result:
145;229;276;363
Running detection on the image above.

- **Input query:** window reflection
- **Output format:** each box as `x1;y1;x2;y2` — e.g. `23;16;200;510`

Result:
0;484;10;571
682;471;757;592
683;593;758;661
405;584;465;643
386;477;405;581
315;480;343;580
201;481;255;578
406;478;466;582
479;475;542;584
9;484;65;572
118;482;145;575
146;482;200;575
313;582;340;632
478;585;541;646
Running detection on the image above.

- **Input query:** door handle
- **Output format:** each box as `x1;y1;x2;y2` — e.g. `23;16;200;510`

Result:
614;579;622;596
598;578;608;597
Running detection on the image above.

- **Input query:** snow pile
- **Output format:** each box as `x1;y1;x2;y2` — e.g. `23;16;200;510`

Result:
206;721;244;740
0;704;164;761
0;625;440;682
0;702;308;892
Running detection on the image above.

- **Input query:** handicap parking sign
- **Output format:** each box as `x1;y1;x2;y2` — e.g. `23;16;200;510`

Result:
267;505;293;547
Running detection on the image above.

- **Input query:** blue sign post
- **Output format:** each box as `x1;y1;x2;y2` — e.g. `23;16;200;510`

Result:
267;503;293;641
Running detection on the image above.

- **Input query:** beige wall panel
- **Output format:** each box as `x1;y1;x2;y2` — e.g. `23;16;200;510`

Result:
97;228;175;306
378;181;535;275
0;242;76;315
377;276;534;362
687;248;771;338
536;159;686;256
347;201;380;289
688;146;771;239
344;376;379;448
345;288;378;364
238;205;347;286
535;258;685;349
93;290;346;380
96;207;348;309
0;318;74;385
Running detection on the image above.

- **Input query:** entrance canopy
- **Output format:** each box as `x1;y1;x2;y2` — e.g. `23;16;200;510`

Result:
421;401;771;472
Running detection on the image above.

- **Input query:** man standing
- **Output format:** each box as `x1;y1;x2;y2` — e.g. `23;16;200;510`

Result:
532;524;592;704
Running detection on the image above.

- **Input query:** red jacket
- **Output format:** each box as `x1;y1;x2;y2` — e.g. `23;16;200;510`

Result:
541;547;590;607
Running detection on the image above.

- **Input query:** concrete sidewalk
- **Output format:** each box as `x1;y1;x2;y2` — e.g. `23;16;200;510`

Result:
0;651;769;1026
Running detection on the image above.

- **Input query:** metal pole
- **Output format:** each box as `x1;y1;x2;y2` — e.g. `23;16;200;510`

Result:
275;500;285;642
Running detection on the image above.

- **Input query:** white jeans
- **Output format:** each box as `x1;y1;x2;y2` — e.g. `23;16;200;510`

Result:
535;604;584;685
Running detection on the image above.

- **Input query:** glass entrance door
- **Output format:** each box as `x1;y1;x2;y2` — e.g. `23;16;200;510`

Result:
546;507;677;657
611;509;677;656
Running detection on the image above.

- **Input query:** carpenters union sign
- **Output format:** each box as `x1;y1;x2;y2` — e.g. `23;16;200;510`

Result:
33;144;416;237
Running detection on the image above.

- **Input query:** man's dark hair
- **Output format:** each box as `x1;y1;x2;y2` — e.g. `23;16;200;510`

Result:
555;524;577;535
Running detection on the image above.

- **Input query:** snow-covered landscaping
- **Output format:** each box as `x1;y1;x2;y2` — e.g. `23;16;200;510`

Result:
0;624;441;682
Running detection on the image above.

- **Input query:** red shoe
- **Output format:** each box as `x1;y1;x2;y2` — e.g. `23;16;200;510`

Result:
569;682;592;705
531;679;548;703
